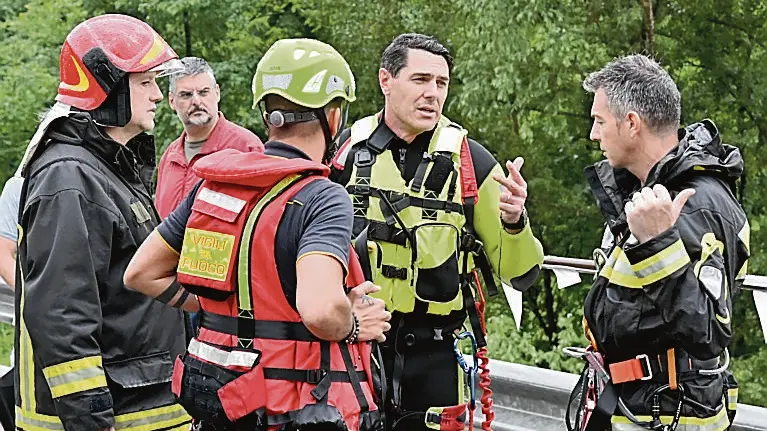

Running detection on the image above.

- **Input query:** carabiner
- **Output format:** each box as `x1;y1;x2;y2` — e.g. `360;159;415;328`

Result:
453;331;479;373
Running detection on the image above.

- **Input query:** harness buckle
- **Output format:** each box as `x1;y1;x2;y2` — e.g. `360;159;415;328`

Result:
354;149;375;167
305;368;328;385
637;354;653;381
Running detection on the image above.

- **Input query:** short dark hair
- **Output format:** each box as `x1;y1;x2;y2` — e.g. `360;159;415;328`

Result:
380;33;453;77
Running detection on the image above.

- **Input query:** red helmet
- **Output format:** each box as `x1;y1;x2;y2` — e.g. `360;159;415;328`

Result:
57;14;180;110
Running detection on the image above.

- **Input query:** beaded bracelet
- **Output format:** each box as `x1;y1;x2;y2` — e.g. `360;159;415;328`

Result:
344;312;360;344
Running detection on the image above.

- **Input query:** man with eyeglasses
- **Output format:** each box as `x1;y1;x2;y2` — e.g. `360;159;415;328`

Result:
156;56;263;219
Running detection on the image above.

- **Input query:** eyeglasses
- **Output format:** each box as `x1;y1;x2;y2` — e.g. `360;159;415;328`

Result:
175;87;213;101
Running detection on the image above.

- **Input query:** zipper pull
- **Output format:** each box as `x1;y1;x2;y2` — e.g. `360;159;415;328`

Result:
399;147;407;171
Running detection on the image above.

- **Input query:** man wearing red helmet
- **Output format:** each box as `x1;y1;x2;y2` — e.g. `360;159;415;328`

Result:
14;14;192;431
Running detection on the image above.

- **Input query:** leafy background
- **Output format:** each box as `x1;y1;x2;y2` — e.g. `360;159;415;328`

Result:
1;0;765;406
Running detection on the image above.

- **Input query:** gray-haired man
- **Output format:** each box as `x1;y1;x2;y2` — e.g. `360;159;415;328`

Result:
155;57;263;219
575;54;748;431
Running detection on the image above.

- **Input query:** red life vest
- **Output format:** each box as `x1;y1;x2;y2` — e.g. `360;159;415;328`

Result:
172;148;381;431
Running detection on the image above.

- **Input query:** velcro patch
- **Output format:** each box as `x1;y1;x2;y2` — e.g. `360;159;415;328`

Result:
178;228;235;282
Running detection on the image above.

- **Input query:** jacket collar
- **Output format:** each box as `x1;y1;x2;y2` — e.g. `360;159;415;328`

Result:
45;112;155;187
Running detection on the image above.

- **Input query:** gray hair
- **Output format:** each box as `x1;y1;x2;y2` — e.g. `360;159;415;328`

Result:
583;54;680;136
169;57;216;93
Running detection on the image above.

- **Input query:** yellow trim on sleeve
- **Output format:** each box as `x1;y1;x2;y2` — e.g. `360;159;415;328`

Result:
156;229;180;256
296;251;350;275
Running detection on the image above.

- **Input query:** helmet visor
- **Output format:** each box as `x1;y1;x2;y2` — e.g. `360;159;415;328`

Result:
148;58;184;78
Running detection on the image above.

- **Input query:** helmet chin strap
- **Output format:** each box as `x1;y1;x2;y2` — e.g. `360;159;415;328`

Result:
317;102;349;165
259;102;349;165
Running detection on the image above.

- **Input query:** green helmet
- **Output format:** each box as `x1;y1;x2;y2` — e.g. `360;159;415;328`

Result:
252;38;356;109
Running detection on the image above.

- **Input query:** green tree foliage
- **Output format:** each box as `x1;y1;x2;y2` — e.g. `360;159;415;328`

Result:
0;0;765;407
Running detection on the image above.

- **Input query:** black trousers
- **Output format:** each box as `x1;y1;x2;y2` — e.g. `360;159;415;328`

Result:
0;368;14;431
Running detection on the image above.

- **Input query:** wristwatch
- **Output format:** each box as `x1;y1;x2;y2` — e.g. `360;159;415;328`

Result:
502;207;528;231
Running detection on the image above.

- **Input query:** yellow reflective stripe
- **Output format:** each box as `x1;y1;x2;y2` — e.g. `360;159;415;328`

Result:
16;404;191;431
599;240;690;288
737;220;749;281
18;254;36;411
43;356;107;398
728;388;738;410
114;403;191;431
43;356;102;379
237;174;302;311
612;406;729;431
15;407;64;431
631;239;691;284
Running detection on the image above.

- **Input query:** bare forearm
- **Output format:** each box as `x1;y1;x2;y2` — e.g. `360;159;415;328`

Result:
302;297;353;341
0;238;16;289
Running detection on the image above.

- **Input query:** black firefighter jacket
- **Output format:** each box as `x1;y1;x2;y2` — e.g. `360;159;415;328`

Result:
14;113;190;431
583;120;749;430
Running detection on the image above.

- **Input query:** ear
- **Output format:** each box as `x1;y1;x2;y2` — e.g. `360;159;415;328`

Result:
626;111;642;138
328;106;342;135
168;92;176;112
379;68;392;96
215;83;221;103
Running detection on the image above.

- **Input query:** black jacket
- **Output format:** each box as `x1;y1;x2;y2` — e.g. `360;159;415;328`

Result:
583;120;749;424
15;113;189;431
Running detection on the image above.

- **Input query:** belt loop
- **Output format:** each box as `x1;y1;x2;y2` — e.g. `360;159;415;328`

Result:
667;348;678;390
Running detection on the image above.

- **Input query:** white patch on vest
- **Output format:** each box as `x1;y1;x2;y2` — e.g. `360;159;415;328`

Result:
293;49;306;60
303;70;327;93
433;125;466;153
700;265;723;300
309;50;320;57
198;188;246;215
188;339;260;368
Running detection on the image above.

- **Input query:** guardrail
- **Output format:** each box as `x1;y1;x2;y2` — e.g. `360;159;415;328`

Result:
0;277;765;430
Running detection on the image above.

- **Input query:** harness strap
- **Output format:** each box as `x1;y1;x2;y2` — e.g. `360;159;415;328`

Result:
608;349;719;385
339;342;371;413
263;368;367;384
667;348;678;391
199;311;319;342
310;342;332;402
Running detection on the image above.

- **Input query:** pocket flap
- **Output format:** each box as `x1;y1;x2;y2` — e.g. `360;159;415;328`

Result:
104;352;173;388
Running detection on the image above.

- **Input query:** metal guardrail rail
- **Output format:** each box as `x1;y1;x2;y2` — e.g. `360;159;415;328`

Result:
544;255;767;292
0;280;765;430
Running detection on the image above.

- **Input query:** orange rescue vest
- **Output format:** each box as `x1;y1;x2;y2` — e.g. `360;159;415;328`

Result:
172;149;381;431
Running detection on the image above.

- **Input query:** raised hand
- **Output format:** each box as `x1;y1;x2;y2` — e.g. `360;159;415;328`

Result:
624;184;695;243
493;157;528;226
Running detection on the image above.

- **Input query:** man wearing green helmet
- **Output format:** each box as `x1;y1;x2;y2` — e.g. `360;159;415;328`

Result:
330;33;545;430
124;38;390;431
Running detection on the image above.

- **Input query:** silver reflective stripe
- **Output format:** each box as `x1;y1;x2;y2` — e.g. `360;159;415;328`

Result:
633;247;689;279
114;404;191;430
15;409;65;430
188;339;260;368
198;188;247;215
46;366;103;390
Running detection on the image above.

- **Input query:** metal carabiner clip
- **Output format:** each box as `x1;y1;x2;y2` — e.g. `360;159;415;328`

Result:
453;331;479;409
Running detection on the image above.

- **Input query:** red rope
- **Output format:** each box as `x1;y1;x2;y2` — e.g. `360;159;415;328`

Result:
472;272;494;431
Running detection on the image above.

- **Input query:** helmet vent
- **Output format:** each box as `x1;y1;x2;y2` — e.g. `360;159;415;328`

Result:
302;70;327;94
325;75;345;95
263;74;292;90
